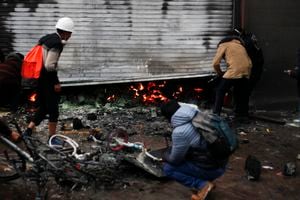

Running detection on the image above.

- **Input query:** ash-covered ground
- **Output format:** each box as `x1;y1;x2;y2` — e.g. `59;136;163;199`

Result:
1;98;300;200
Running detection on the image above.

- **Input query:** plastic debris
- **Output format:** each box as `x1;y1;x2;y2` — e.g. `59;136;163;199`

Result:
283;162;297;176
239;131;247;136
262;165;274;170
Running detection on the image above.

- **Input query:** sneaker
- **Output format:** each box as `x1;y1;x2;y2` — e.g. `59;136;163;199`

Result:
48;137;63;148
191;182;215;200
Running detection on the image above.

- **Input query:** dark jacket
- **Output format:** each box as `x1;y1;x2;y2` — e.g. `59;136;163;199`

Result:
38;33;64;87
0;59;22;107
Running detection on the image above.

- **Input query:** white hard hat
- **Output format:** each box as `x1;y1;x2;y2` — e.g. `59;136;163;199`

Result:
55;17;74;32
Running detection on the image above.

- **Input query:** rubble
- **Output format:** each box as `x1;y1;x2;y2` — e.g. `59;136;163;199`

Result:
1;92;300;199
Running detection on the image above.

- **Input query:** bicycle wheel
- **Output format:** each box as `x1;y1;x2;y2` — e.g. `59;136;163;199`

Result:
0;144;26;181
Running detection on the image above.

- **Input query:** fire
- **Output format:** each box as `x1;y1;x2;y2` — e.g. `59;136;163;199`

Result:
29;93;37;102
105;80;205;104
138;83;144;90
172;86;184;98
130;81;169;104
26;92;38;113
130;85;141;97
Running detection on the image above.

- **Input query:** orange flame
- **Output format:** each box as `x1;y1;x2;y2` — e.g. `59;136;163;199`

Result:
138;83;144;90
29;93;37;102
127;81;206;104
130;81;169;103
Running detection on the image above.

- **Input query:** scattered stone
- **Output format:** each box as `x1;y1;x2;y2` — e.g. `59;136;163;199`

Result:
73;118;84;130
87;113;97;121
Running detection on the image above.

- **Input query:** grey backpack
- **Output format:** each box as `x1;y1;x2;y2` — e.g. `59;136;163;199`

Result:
192;111;238;159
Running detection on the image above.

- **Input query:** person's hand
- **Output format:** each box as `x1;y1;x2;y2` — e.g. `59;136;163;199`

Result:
10;131;21;142
54;84;61;93
218;71;225;77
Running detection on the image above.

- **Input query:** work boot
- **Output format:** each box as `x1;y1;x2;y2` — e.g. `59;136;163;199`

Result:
191;182;215;200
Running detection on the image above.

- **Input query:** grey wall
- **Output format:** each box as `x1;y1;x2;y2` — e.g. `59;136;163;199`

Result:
244;0;300;108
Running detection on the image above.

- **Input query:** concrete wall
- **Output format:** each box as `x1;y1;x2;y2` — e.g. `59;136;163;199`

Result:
244;0;300;108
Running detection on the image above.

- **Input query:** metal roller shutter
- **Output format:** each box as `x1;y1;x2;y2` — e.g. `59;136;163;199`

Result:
0;0;233;86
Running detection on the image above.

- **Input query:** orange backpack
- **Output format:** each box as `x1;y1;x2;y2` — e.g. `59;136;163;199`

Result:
21;45;43;79
21;45;43;89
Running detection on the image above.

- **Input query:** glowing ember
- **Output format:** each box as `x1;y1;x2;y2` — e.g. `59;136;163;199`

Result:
130;82;169;103
194;88;203;93
106;80;206;105
172;86;184;98
107;94;116;102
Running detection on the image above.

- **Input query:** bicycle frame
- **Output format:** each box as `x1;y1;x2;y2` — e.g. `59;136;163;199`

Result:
0;112;110;199
1;132;95;188
48;134;105;161
0;135;34;162
49;133;163;162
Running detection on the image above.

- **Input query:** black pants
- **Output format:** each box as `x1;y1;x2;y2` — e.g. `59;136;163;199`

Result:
213;78;249;116
33;83;59;125
0;81;20;111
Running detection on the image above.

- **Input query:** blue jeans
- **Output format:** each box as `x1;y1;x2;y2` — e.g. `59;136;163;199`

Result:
163;161;225;189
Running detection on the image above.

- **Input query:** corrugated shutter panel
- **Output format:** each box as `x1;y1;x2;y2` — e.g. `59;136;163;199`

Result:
0;0;233;86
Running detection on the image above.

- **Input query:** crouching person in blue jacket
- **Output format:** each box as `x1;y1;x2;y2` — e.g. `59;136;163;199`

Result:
160;100;228;200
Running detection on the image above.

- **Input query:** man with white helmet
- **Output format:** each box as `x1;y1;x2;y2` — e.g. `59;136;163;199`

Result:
23;17;74;145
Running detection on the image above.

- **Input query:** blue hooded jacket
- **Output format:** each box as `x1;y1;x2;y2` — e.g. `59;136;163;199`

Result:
164;104;228;169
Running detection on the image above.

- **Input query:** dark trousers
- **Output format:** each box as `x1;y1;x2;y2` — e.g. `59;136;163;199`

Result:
0;82;20;111
163;161;225;189
33;83;59;125
213;78;249;116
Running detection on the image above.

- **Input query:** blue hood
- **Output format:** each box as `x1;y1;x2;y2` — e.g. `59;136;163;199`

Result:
171;104;198;128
